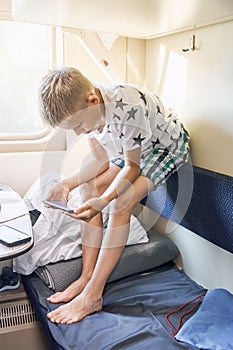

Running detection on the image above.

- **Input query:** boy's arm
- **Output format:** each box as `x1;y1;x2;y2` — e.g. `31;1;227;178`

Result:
62;137;109;191
100;147;141;202
45;137;109;201
73;147;141;219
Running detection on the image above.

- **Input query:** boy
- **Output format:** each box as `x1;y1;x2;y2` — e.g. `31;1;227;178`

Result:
39;66;190;324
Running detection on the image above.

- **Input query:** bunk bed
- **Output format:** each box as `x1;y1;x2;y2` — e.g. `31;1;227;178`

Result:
18;164;233;350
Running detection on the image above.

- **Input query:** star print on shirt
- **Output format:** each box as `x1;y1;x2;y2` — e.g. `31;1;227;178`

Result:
118;147;124;155
115;98;128;110
127;107;138;121
113;113;121;120
157;123;167;132
151;138;160;149
156;105;162;114
171;134;177;141
138;91;147;105
107;124;112;133
119;132;124;139
132;133;146;146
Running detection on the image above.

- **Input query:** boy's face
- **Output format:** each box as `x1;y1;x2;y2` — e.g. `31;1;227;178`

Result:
58;94;104;135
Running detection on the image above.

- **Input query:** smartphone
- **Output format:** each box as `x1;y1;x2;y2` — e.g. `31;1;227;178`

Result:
0;225;31;247
43;200;74;213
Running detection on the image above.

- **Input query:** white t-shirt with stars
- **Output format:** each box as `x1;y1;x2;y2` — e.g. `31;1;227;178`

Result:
89;83;184;164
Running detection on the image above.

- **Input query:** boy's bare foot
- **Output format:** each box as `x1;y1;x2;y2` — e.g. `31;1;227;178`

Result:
47;275;90;304
47;289;102;324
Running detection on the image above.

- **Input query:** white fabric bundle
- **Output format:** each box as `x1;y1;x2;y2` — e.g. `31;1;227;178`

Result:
14;173;148;275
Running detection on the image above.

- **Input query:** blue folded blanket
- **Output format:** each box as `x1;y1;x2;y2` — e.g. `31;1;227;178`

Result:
175;288;233;350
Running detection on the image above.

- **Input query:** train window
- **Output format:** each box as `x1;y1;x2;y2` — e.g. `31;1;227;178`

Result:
0;20;51;138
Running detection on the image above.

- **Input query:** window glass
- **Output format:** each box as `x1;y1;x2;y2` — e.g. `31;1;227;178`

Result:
0;20;49;135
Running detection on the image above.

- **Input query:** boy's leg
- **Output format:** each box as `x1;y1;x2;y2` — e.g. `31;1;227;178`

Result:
86;175;155;292
47;175;154;324
47;215;103;303
48;163;121;304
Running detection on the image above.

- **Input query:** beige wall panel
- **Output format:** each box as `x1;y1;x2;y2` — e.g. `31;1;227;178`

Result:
126;38;146;85
63;30;127;84
146;20;233;176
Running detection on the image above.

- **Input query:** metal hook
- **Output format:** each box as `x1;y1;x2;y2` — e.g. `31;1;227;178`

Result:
182;34;196;52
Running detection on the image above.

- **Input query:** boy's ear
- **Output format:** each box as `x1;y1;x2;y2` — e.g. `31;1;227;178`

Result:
87;93;99;106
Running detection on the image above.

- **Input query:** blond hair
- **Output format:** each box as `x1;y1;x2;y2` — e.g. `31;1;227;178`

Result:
39;67;94;127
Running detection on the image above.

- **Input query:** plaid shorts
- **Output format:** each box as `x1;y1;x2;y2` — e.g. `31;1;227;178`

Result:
111;130;190;189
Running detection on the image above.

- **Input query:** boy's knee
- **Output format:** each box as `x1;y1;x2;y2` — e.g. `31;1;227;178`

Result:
79;183;96;203
87;177;109;198
110;196;134;216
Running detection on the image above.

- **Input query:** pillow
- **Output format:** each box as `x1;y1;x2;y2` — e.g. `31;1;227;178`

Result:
14;209;148;275
175;288;233;350
35;227;179;292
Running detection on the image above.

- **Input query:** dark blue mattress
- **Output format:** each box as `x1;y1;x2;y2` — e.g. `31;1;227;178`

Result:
22;262;205;350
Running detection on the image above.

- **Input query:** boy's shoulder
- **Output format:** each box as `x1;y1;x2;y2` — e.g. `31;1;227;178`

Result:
97;83;138;91
98;83;152;104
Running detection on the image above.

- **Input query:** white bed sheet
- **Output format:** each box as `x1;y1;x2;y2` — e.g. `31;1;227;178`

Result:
14;174;148;275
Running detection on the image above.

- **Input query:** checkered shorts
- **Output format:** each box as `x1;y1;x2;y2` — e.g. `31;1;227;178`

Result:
111;129;190;189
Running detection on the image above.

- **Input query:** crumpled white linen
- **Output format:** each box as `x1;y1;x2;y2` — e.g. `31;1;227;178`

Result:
13;173;148;275
0;190;28;223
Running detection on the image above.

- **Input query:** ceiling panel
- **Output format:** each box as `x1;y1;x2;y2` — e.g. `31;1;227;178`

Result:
11;0;233;39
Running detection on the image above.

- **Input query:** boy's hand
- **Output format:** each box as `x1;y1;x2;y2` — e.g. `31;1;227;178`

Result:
44;182;70;202
69;197;108;222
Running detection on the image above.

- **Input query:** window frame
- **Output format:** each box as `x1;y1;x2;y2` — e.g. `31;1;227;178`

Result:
0;20;66;152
